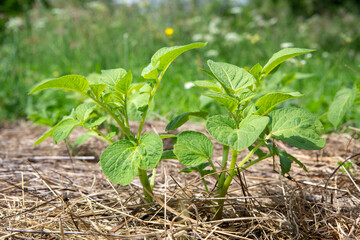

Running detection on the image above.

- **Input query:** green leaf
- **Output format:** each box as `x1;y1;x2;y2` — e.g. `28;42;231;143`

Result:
262;48;315;76
90;84;107;99
161;150;177;160
100;133;162;186
29;75;89;94
174;131;213;166
127;92;150;121
269;108;326;150
73;131;97;147
100;68;127;88
242;103;257;118
142;42;207;79
250;63;263;82
74;103;97;121
129;82;146;93
138;133;163;170
179;163;214;176
281;72;314;86
194;80;223;92
200;68;218;79
100;140;140;186
278;151;307;175
87;73;102;84
207;60;256;93
291;154;308;172
181;162;211;172
204;92;239;112
160;134;176;139
328;86;357;129
166;111;208;131
34;116;80;146
34;127;55;146
236;89;256;104
115;70;133;94
84;116;108;129
278;151;292;175
206;115;269;151
255;92;303;116
248;146;266;158
52;118;81;144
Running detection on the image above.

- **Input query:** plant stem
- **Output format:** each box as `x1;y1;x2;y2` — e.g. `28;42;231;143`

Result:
87;95;133;140
214;149;238;220
237;140;265;169
218;145;229;188
138;168;153;203
124;95;130;129
202;176;210;194
208;158;220;182
64;138;77;156
91;128;114;144
136;80;160;140
237;154;273;173
150;168;156;190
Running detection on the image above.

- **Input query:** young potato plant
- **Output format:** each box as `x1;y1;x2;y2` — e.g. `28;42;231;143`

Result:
29;42;206;203
168;48;327;219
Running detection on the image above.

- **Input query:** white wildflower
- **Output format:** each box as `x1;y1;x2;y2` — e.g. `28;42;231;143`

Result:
268;18;278;25
322;51;329;58
52;8;67;17
224;32;242;43
192;33;203;42
184;82;195;89
34;18;46;29
205;49;219;57
305;53;312;59
208;17;221;34
5;17;24;31
300;60;306;65
280;42;294;48
287;58;297;64
230;7;242;14
86;1;107;12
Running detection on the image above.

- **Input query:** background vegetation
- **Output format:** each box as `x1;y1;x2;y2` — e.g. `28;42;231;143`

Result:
1;0;359;131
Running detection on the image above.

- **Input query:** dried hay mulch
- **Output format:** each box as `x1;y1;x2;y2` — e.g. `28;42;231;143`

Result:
0;121;359;239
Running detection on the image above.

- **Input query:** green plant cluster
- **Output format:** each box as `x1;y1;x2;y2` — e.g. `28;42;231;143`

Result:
29;43;327;219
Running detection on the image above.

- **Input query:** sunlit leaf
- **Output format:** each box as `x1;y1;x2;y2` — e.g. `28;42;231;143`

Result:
29;75;89;94
262;48;315;75
269;108;326;150
174;131;213;166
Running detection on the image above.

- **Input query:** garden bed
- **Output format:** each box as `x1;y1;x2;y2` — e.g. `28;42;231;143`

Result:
0;121;359;239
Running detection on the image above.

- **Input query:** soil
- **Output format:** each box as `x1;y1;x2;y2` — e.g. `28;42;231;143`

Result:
0;121;359;239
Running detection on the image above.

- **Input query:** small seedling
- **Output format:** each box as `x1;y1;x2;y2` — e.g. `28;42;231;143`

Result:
327;84;358;129
29;42;206;203
168;48;326;219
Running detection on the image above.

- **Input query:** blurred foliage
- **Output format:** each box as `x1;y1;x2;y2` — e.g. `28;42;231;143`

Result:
0;0;359;130
253;0;360;17
0;0;50;39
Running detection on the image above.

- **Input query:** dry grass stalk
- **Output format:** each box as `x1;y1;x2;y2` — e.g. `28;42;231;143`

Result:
0;121;359;239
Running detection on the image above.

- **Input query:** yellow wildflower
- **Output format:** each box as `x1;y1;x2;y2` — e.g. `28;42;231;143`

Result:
245;33;260;44
52;71;59;77
165;27;174;37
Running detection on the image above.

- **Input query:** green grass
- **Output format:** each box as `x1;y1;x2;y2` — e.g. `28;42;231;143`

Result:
1;0;359;130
